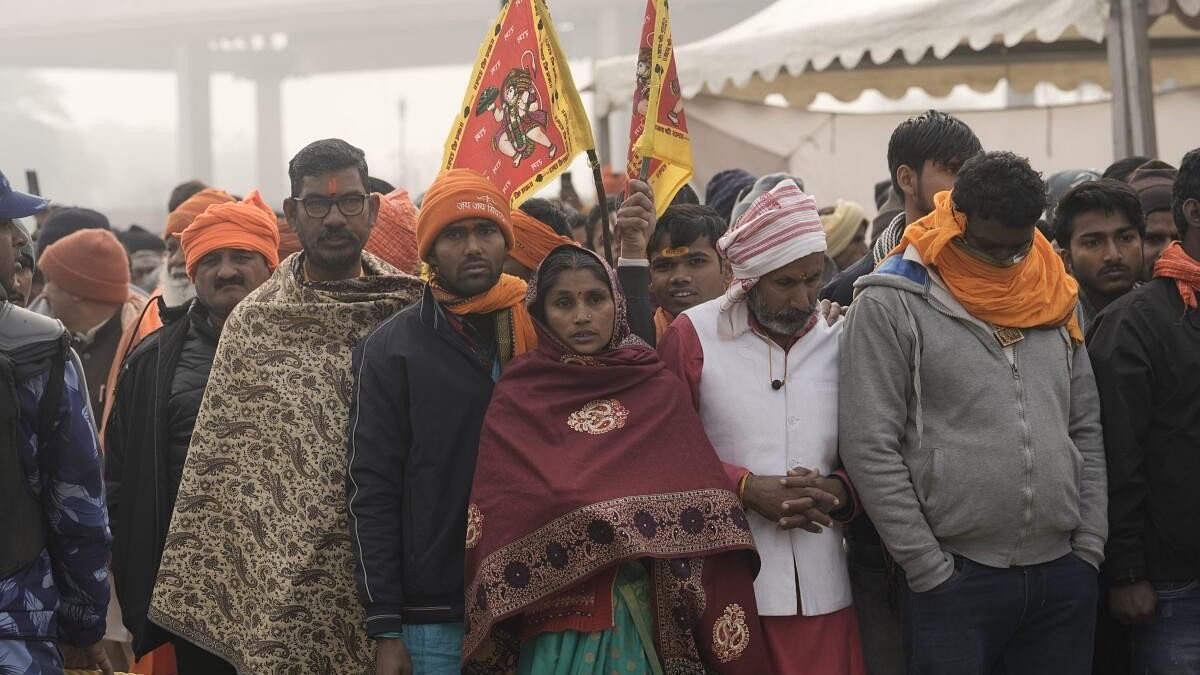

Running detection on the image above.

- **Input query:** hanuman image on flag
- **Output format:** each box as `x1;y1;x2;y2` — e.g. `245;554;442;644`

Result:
477;57;559;168
635;47;683;126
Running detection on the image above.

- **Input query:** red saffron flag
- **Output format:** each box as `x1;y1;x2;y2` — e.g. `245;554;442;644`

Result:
627;0;693;215
442;0;596;206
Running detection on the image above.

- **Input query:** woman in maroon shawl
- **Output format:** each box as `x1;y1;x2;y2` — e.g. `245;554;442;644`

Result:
463;245;770;674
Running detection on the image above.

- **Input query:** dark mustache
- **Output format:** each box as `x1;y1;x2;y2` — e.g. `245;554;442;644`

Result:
771;308;815;322
214;276;247;289
1099;264;1130;275
319;230;358;243
458;256;490;269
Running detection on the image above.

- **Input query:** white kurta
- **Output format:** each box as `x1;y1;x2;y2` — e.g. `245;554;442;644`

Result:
683;298;851;617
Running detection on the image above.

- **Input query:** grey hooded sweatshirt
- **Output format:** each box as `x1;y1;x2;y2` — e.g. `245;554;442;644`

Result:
839;248;1107;592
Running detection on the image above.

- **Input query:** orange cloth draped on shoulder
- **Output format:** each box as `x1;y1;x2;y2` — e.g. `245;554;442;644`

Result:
508;209;577;271
365;188;420;274
419;168;535;357
431;274;537;356
654;306;673;343
129;291;164;343
1153;241;1200;309
891;190;1083;343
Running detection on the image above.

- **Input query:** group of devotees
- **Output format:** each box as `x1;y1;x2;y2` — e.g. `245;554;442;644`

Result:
2;108;1199;675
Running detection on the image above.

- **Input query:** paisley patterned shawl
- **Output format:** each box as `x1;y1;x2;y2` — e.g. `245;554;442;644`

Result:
149;252;423;674
463;247;770;674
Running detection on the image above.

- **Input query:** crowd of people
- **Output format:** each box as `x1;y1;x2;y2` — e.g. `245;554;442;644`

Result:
0;108;1198;675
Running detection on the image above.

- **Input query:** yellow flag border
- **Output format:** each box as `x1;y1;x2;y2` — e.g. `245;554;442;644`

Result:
441;0;596;207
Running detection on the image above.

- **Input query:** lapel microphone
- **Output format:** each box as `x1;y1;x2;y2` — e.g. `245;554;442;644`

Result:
771;379;784;390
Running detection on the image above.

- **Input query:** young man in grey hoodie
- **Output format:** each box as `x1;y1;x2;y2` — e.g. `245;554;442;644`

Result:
840;151;1107;675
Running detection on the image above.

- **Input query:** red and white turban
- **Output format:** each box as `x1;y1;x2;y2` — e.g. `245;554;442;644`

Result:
716;179;826;310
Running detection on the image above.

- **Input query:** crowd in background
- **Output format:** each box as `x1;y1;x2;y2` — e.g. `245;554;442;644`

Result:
1;108;1198;675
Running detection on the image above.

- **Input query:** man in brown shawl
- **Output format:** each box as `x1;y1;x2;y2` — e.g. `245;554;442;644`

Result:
149;139;422;673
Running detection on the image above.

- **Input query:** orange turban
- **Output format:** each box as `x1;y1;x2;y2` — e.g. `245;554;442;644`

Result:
416;169;512;262
166;188;235;240
276;215;303;260
365;188;420;274
509;209;577;270
180;190;281;280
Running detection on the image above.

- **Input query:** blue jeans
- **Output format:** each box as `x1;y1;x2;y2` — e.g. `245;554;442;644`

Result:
1131;579;1200;674
0;640;62;675
901;553;1097;675
404;622;464;675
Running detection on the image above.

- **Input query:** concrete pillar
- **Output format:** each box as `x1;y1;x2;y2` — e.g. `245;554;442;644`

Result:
255;71;286;205
595;5;627;168
1108;0;1159;159
175;43;213;183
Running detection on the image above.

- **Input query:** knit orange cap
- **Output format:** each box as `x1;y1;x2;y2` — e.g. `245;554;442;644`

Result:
38;229;131;304
365;188;420;274
509;209;577;270
180;190;281;281
416;168;513;262
165;188;235;240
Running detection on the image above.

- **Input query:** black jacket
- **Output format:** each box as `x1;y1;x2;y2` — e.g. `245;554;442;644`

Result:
617;263;657;347
1087;278;1200;586
105;300;217;655
819;249;874;306
346;286;499;636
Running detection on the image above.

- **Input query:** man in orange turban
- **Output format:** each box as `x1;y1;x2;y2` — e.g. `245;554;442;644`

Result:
504;197;577;280
161;188;236;308
106;191;280;673
840;151;1106;674
97;187;237;448
347;167;536;675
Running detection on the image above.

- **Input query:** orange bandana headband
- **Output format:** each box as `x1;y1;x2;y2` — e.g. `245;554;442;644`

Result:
180;190;281;281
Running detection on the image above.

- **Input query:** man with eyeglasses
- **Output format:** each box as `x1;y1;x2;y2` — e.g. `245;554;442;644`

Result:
147;139;423;674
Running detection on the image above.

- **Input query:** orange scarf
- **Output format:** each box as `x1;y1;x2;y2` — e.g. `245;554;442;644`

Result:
432;274;537;357
1153;241;1200;309
892;191;1083;344
653;307;674;343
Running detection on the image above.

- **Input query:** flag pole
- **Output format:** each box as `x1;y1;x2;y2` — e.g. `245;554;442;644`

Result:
587;148;615;263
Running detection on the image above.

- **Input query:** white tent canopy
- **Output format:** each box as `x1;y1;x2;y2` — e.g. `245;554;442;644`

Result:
593;0;1200;111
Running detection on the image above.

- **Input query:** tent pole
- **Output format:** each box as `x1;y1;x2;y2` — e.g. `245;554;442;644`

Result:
1108;0;1159;160
1107;0;1132;159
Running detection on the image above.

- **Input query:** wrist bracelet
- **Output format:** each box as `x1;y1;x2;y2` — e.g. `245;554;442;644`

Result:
737;472;752;503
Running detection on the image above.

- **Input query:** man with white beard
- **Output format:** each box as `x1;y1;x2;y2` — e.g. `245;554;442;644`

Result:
159;234;197;307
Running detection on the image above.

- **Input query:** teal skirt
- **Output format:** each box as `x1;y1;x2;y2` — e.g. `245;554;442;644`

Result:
518;564;664;675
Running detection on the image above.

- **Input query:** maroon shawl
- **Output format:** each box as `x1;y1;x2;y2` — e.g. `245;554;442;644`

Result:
463;247;769;674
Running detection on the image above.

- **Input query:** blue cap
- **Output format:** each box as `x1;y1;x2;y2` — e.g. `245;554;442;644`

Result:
0;170;50;220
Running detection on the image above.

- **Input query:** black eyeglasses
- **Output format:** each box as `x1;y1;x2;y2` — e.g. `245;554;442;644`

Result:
292;193;367;219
